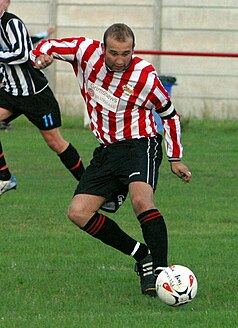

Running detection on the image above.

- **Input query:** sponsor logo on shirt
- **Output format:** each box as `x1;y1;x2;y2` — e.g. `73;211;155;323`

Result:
87;80;119;112
122;84;134;95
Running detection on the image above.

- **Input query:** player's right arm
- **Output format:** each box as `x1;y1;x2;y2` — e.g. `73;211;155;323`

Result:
0;18;30;65
33;53;54;69
30;37;86;68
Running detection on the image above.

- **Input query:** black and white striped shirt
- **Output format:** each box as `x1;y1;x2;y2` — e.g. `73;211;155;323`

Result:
0;12;48;96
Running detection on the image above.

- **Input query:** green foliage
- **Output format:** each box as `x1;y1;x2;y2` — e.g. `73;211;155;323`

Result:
0;117;237;327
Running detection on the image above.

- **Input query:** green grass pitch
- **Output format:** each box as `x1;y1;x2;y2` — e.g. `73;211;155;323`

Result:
0;117;237;327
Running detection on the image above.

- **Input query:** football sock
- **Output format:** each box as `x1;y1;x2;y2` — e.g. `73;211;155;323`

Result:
130;241;149;262
0;142;11;180
82;212;148;259
137;209;168;269
58;143;85;181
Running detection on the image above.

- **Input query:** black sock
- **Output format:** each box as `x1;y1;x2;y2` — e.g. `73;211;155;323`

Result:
137;209;168;268
131;242;149;262
58;143;85;181
82;212;147;257
0;142;11;180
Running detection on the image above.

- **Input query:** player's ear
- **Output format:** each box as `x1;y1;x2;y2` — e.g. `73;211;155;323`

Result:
102;43;105;54
132;42;135;53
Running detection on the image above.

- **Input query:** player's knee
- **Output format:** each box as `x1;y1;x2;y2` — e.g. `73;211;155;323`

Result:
131;194;154;215
67;203;92;228
132;196;146;211
67;204;83;227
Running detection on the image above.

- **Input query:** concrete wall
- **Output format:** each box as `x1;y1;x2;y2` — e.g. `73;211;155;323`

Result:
9;0;238;119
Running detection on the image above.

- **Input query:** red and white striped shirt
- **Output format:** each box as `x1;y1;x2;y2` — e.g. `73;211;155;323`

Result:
32;37;183;159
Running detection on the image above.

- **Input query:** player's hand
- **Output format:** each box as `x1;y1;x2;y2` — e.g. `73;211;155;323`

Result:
170;161;192;183
35;54;54;69
47;27;56;36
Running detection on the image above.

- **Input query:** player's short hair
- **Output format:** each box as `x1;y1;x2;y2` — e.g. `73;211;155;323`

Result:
103;23;135;48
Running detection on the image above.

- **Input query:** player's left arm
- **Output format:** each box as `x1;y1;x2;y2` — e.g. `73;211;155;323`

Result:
170;161;192;182
153;78;192;183
161;108;192;183
163;109;192;183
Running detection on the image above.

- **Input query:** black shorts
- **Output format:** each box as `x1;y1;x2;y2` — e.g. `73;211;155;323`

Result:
0;87;61;130
74;135;163;199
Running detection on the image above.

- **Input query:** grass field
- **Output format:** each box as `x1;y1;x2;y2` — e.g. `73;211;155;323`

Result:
0;117;237;328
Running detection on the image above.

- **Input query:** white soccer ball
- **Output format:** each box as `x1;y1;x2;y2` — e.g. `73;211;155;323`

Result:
155;265;198;306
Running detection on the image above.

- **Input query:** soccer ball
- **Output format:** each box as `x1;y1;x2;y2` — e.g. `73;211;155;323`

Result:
155;265;198;306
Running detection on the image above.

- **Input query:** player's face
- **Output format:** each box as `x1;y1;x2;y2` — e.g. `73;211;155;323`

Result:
103;37;134;72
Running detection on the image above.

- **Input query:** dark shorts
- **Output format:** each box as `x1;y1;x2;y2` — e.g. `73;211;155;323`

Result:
0;87;61;130
74;135;163;199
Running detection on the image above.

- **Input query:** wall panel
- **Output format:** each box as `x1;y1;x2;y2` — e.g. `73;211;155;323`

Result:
7;0;238;118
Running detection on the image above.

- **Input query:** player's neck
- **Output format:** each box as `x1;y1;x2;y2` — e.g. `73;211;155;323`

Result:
0;10;6;18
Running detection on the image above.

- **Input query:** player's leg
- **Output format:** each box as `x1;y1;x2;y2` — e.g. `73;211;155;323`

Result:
127;182;167;297
125;134;168;269
0;113;21;131
0;106;17;195
114;135;165;295
0;141;17;195
40;127;69;153
68;193;149;268
67;146;151;295
40;128;85;181
129;181;168;269
22;87;85;181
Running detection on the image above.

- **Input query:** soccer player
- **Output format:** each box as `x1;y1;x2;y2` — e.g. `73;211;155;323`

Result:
0;27;56;130
32;23;192;297
0;0;84;195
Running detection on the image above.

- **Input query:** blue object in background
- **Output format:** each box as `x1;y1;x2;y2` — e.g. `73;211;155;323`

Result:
154;75;177;133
